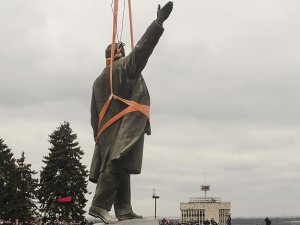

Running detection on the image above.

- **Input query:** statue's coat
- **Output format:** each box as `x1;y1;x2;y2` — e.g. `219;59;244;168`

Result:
89;21;164;183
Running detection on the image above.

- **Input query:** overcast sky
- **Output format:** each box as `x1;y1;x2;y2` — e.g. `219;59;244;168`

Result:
1;0;300;218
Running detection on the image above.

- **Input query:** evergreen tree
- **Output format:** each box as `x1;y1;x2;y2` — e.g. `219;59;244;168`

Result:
38;122;88;222
15;152;39;223
0;138;19;221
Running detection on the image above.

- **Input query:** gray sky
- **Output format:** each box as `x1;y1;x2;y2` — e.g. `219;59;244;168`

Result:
1;0;300;218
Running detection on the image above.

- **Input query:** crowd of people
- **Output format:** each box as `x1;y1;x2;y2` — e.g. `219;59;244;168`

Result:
159;216;231;225
159;218;181;225
1;216;272;225
0;219;91;225
159;215;272;225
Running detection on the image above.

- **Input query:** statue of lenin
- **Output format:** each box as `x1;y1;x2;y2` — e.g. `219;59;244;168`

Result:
88;2;173;224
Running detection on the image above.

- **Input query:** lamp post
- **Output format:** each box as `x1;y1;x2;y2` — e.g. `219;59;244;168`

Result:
152;189;159;219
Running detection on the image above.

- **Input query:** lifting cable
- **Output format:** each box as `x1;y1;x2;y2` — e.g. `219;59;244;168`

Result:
96;0;149;141
110;0;126;43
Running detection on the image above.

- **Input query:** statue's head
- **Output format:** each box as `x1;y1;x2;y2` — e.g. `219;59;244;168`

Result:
105;42;125;61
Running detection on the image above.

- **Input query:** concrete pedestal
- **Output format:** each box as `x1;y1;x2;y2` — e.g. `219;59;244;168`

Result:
94;219;159;225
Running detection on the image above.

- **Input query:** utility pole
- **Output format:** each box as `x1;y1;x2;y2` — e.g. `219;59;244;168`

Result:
152;189;159;219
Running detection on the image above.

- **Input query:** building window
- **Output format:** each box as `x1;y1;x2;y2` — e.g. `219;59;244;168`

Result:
219;209;230;225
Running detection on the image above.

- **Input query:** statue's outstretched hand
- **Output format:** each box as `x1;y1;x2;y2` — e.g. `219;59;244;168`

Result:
157;1;173;25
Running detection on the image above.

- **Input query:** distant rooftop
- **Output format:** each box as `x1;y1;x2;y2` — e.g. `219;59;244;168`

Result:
189;197;222;203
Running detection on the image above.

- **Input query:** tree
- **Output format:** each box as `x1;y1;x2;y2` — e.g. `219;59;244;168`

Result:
38;122;88;222
0;138;18;221
15;152;39;223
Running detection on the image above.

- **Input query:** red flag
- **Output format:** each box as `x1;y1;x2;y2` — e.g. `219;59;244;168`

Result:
57;196;72;203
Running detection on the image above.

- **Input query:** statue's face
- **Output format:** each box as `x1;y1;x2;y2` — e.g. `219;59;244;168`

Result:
120;47;125;57
105;42;126;59
117;43;126;57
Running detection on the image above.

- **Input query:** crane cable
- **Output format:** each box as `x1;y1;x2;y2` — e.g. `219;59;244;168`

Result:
96;0;150;141
110;0;127;44
128;0;134;50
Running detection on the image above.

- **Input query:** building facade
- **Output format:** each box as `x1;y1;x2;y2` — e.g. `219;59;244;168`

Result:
180;196;231;225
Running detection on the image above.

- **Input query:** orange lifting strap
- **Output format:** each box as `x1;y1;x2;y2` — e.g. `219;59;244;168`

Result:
96;0;150;141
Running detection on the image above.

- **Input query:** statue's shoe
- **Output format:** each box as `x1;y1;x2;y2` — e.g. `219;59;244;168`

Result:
117;212;143;221
89;205;112;224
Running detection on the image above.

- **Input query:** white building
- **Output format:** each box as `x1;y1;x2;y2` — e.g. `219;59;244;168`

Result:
180;185;231;225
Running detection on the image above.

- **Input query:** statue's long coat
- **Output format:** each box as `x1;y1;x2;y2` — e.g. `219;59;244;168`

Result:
89;21;164;183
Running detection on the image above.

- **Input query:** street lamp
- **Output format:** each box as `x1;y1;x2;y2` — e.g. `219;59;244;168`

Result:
152;189;159;219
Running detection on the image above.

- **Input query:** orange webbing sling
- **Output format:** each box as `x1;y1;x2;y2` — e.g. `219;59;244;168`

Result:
96;0;150;141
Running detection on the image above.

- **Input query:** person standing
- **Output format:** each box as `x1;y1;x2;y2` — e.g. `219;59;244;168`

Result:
265;217;271;225
226;215;231;225
204;219;210;225
210;218;217;225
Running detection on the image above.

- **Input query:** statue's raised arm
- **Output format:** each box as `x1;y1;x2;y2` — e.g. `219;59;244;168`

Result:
124;1;174;78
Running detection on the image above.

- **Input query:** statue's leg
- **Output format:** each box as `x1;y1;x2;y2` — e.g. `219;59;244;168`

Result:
114;173;133;216
114;174;143;220
92;161;123;210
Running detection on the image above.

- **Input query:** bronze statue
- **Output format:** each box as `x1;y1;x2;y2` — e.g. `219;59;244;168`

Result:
88;2;173;223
